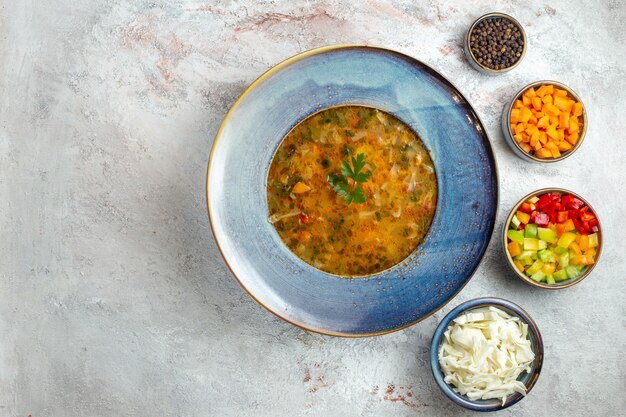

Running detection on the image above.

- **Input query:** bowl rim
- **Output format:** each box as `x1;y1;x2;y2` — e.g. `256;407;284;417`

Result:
465;12;527;74
205;44;500;338
430;297;544;411
504;80;588;163
502;187;603;289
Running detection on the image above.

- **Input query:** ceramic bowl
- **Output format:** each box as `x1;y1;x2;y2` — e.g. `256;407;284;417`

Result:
207;45;498;336
464;12;527;74
502;80;587;162
503;188;602;289
430;297;543;411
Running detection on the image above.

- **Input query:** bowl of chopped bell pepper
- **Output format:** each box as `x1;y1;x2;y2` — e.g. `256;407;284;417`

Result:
503;188;602;289
502;81;587;162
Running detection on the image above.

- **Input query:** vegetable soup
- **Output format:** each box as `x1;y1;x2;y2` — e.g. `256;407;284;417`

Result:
267;105;437;276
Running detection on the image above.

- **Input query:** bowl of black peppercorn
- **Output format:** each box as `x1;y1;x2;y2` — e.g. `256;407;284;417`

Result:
465;12;527;74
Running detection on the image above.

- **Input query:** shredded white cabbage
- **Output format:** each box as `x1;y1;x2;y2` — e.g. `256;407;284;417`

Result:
438;306;535;406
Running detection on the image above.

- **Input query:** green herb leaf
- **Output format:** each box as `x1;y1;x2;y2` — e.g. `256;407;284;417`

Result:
351;153;366;175
351;186;365;204
327;174;349;196
326;153;373;205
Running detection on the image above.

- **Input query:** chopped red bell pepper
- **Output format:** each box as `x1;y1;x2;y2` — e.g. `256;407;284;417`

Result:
571;197;585;209
580;211;596;222
562;195;584;210
573;217;589;234
561;194;573;208
547;208;558;224
298;212;311;224
536;193;560;210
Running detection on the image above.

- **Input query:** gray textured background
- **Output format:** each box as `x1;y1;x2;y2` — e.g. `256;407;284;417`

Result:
1;1;625;416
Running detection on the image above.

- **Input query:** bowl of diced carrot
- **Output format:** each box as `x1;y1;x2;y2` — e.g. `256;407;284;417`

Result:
503;188;602;289
502;81;587;162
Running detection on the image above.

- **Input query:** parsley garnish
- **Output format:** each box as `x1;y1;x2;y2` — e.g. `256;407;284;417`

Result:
326;153;372;205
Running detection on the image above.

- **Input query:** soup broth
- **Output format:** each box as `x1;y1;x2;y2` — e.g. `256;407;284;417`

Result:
267;106;437;276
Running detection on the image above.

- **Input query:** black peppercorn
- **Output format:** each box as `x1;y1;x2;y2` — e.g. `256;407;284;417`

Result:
469;16;525;71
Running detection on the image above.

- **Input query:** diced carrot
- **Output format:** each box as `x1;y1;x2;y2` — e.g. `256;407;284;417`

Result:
554;88;568;97
567;131;579;145
549;115;559;126
554;95;572;111
510;109;520;124
559;112;570;129
541;94;553;104
545;104;560;116
537;116;550;127
514;99;524;109
525;125;538;136
292;182;311;193
513;260;525;272
514;133;524;143
568;117;579;134
524;87;537;98
573;102;583;116
546;126;559;140
523;95;531;106
545;141;561;158
557;128;565;141
536;85;549;97
530;133;539;148
539;131;548;145
558;141;573;151
515;123;525;134
520;106;532;123
532;97;542;111
531;131;540;146
520;142;531;153
536;147;551;158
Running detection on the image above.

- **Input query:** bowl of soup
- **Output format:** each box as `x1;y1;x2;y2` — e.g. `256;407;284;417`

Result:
267;105;438;277
207;45;498;336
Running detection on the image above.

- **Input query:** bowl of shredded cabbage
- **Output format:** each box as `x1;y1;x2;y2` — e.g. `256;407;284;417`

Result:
430;297;543;411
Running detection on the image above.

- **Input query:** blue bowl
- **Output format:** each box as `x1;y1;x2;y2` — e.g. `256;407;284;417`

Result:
430;297;544;411
207;45;498;336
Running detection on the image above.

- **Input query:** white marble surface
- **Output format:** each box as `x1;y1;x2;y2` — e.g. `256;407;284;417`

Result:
1;1;625;416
